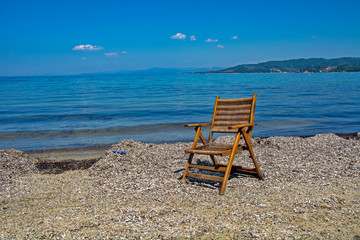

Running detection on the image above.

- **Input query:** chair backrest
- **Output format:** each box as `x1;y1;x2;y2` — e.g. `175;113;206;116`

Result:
208;94;257;142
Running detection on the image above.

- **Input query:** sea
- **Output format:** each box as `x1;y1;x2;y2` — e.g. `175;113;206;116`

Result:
0;72;359;151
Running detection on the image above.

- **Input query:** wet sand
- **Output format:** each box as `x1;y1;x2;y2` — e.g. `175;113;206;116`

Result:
26;145;111;161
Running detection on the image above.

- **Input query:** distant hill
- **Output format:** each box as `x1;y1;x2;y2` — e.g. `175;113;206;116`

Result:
203;57;360;73
77;67;223;76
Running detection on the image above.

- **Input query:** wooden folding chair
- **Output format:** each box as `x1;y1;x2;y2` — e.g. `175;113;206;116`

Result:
183;94;262;194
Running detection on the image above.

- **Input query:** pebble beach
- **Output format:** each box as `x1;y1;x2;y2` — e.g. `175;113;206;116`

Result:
1;133;359;239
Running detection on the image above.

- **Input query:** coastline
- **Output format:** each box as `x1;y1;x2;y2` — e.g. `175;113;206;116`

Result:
22;132;360;162
1;132;359;238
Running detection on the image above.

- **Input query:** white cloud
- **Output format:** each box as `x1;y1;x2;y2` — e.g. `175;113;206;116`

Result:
205;38;218;42
217;44;225;48
104;52;119;57
170;33;186;40
121;51;128;54
81;57;87;60
72;44;104;51
190;35;196;41
231;36;238;40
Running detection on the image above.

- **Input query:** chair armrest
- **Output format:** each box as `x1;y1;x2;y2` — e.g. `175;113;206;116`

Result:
228;123;257;129
184;122;212;127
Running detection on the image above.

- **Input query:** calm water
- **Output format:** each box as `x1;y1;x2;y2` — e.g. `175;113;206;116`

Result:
0;73;359;151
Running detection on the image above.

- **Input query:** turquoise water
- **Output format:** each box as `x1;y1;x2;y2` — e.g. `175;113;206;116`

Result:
0;73;359;151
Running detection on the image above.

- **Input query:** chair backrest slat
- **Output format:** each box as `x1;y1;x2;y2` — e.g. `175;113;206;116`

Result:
208;94;257;142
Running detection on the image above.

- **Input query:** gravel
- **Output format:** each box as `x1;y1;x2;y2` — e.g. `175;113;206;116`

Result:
1;133;359;239
0;149;39;190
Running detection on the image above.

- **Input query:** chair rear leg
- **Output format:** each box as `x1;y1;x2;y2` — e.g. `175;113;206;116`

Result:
241;130;262;179
183;153;194;181
210;155;218;166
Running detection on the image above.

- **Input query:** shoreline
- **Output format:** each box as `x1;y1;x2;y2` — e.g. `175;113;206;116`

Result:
22;132;360;162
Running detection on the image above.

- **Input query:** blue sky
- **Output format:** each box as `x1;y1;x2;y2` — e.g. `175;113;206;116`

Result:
1;0;360;76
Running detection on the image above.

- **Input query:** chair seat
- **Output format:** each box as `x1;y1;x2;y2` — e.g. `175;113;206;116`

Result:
185;143;245;156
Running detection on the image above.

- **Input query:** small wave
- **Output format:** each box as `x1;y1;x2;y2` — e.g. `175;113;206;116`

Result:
0;123;188;140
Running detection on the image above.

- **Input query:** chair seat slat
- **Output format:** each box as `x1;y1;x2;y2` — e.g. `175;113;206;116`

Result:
213;121;249;127
185;143;244;156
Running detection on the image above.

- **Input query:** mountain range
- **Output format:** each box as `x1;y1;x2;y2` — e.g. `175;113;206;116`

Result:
202;57;360;74
76;67;223;76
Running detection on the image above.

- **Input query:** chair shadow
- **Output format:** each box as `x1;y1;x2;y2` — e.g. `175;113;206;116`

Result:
174;159;256;190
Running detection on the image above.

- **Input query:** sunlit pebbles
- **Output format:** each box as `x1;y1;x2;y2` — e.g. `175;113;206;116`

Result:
1;134;359;239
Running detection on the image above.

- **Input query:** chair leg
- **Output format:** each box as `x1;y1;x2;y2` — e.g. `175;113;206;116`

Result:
219;132;242;195
182;153;194;181
241;130;262;179
210;155;218;166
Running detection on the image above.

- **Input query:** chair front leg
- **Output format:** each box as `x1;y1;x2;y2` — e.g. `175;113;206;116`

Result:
184;127;207;182
219;131;242;195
